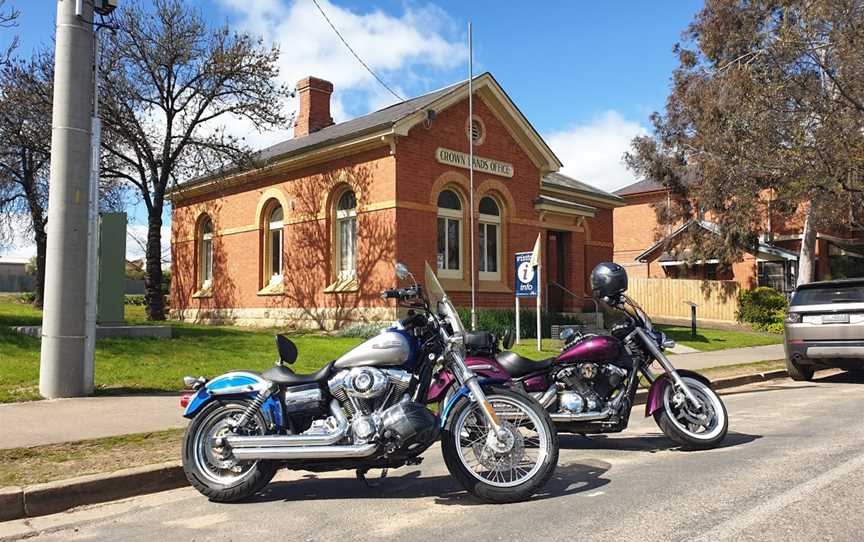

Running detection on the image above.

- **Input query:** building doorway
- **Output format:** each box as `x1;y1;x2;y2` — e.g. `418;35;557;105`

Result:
546;230;569;313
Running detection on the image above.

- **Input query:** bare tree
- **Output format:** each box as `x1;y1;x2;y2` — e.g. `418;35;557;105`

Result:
0;50;53;307
0;0;20;66
99;0;292;320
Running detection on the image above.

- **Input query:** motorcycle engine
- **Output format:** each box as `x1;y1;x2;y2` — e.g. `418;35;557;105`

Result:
556;363;628;413
328;368;438;452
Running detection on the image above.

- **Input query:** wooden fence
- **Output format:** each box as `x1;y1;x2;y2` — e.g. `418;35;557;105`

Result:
627;277;741;322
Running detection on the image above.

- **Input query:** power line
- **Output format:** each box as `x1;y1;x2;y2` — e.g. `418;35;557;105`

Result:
310;0;406;103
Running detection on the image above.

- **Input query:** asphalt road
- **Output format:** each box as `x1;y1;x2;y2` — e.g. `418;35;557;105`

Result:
3;372;863;542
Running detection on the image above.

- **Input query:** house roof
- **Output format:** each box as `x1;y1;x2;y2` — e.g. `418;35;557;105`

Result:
170;72;567;199
534;194;598;216
613;179;665;197
541;172;624;206
636;219;799;263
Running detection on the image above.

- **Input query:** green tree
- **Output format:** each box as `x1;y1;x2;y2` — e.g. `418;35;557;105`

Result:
626;0;864;284
99;0;292;320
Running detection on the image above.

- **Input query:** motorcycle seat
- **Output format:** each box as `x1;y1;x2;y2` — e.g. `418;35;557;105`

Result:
495;351;553;378
262;361;334;386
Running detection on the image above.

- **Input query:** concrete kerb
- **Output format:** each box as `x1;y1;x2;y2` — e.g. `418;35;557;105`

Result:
1;462;185;523
1;369;791;523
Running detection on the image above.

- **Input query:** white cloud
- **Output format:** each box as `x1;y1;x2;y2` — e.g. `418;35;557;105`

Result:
218;0;466;149
545;110;648;193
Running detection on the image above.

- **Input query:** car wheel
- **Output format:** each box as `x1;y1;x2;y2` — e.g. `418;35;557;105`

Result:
786;356;814;382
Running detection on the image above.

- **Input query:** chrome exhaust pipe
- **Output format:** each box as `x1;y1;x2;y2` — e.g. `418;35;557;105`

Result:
226;399;348;449
536;385;557;409
550;407;614;422
231;442;379;461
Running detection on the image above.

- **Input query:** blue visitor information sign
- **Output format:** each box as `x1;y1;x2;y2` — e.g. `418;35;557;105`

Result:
515;251;538;297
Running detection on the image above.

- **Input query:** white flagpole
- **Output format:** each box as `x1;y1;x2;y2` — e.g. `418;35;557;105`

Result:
536;255;542;352
515;295;520;344
468;21;476;331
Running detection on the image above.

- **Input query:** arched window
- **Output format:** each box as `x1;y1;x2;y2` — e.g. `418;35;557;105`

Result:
336;190;357;279
266;204;284;285
478;196;501;281
437;189;462;278
198;216;213;288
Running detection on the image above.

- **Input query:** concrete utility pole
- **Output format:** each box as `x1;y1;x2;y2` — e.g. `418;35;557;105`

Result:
40;0;96;398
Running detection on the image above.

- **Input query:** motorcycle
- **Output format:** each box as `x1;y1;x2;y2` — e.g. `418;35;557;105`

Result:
430;263;729;450
179;262;558;504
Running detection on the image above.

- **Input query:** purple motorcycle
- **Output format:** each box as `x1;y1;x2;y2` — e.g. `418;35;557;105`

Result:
428;262;728;450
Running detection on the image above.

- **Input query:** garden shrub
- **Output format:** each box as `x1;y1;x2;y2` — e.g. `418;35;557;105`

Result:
737;287;788;332
336;322;385;339
456;307;582;339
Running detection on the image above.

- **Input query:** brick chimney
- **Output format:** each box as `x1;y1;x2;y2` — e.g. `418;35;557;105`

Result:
294;76;334;138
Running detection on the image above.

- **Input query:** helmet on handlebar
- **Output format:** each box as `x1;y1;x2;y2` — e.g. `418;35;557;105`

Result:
590;262;628;299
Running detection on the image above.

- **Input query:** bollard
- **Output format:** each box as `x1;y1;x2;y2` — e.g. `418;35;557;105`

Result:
683;301;698;338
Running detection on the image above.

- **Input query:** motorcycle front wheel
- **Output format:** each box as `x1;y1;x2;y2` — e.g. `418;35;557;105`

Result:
182;399;277;502
654;376;728;450
441;388;558;503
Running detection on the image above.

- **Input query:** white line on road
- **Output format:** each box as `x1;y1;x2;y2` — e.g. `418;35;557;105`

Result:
693;451;864;542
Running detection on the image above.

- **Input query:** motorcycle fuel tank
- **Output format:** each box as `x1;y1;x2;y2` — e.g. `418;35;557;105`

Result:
555;335;622;364
334;331;412;369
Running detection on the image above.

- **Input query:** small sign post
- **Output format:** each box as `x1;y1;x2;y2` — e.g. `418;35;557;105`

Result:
514;251;538;345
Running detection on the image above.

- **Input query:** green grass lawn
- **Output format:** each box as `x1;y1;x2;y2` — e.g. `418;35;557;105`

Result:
656;325;782;352
0;297;361;403
0;294;782;403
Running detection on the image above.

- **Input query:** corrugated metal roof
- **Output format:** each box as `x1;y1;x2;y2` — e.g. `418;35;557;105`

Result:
541;172;623;204
613;179;664;196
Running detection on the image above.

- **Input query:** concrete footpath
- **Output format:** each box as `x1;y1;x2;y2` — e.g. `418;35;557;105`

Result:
0;396;186;450
0;344;785;451
668;343;784;371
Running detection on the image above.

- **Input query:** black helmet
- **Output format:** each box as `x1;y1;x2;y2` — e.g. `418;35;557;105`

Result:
590;262;628;299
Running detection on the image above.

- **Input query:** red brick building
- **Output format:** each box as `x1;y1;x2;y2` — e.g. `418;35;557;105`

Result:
612;179;864;292
168;73;623;328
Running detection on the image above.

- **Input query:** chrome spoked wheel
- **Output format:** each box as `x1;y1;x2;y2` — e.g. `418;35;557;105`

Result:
453;395;549;488
662;377;727;442
192;404;262;486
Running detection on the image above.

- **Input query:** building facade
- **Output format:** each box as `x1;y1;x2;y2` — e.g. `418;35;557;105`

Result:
168;74;622;329
612;179;864;292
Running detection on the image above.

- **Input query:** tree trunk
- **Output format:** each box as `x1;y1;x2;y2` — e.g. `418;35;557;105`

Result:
33;225;47;309
797;205;817;287
144;210;166;320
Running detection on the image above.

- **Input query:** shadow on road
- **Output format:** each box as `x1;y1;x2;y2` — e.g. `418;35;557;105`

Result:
559;431;761;453
240;461;611;507
814;371;864;384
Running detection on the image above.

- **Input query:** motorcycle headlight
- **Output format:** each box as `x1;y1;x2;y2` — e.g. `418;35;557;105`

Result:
785;312;802;324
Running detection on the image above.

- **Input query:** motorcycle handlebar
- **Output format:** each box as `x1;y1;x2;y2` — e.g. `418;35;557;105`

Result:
381;285;419;300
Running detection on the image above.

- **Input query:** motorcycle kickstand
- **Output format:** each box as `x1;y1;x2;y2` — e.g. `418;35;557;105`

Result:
356;468;388;488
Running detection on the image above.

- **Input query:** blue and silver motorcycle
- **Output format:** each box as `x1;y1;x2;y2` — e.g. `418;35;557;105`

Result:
180;262;558;503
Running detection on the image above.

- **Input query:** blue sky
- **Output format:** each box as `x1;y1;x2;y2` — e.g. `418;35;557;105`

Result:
0;0;702;259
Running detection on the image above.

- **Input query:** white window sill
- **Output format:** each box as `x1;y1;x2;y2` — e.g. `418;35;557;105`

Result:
258;280;284;296
324;276;359;293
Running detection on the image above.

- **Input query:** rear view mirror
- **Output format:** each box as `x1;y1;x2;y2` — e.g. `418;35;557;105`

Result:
395;262;410;280
275;334;298;364
501;328;514;350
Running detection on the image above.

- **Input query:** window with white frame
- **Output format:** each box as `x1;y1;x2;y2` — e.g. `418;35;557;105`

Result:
266;204;284;285
437;189;463;278
199;216;213;288
478;196;501;280
336;190;357;279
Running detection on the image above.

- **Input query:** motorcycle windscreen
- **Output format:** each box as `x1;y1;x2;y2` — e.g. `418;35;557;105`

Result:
424;261;466;336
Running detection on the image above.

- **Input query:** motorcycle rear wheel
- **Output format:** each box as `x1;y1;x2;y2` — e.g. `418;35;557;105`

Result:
182;399;277;502
441;388;558;503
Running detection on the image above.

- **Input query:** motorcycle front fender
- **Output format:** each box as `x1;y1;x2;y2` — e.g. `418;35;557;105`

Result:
644;369;712;417
183;371;283;429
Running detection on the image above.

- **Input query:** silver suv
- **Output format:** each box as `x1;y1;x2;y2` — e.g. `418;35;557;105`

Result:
784;279;864;381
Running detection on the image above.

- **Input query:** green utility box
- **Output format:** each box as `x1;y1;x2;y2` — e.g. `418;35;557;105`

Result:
98;212;127;325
